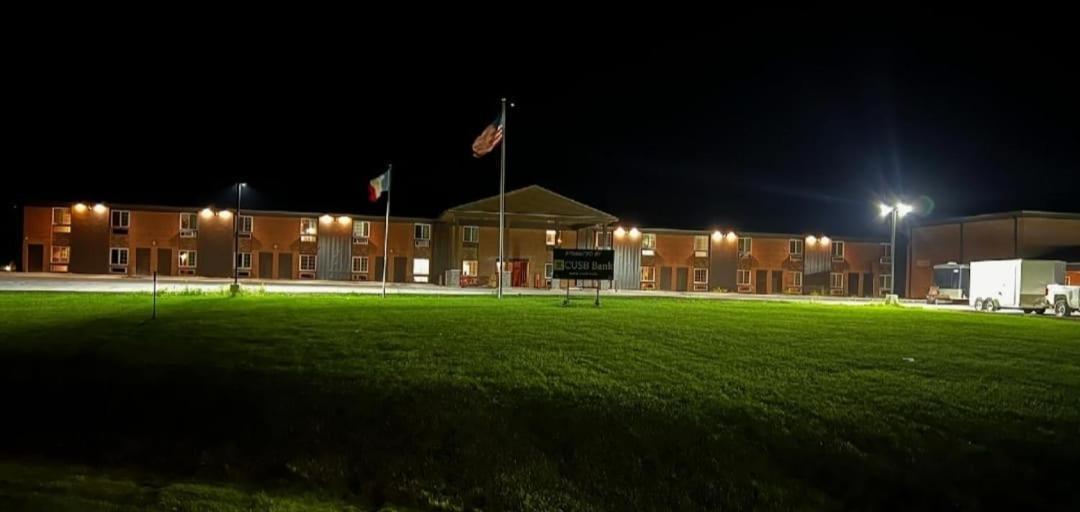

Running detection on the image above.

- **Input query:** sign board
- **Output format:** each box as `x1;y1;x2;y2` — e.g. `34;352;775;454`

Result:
553;249;614;280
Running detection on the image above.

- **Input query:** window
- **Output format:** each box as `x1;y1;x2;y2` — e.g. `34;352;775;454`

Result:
594;231;612;248
301;218;318;242
880;243;893;264
737;269;751;286
830;272;844;289
180;213;199;237
238;215;253;235
694;235;709;256
788;239;803;257
693;268;708;284
412;258;430;282
52;207;71;226
641;266;656;282
353;220;371;239
792;271;803;287
881;274;893;292
463;225;479;243
641;233;657;250
738;237;752;256
545;229;557;246
414;223;431;240
299;254;317;272
179;250;197;268
110;247;129;266
544;263;553;279
352;256;369;273
111;210;130;229
832;241;845;261
236;252;252;270
462;259;478;277
51;246;70;263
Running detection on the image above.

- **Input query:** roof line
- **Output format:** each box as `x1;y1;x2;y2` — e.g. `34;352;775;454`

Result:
440;185;618;221
915;210;1080;226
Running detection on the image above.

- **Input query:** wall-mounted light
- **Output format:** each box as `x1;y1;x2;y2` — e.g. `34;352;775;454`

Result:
711;230;723;242
337;215;351;224
200;208;214;218
73;203;88;213
726;231;737;242
806;235;817;245
820;236;830;245
93;203;107;214
218;209;232;220
320;214;333;224
628;227;641;239
614;226;626;237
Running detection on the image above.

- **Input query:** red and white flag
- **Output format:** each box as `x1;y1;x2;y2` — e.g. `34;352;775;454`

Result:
368;169;391;202
471;112;504;158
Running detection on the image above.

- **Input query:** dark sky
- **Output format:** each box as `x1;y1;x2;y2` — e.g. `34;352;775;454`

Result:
5;12;1078;263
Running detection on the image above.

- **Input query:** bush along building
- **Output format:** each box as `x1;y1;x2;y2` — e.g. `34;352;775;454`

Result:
27;186;1076;297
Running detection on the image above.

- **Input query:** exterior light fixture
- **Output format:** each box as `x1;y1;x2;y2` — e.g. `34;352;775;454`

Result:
806;235;817;245
93;203;107;214
200;208;214;218
2;264;11;272
726;231;737;242
320;214;334;224
897;203;914;218
628;227;641;239
73;203;88;213
711;230;723;242
337;215;351;224
820;236;830;245
614;226;626;237
218;209;232;220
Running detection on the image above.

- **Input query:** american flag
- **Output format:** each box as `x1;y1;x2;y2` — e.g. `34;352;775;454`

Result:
471;112;504;158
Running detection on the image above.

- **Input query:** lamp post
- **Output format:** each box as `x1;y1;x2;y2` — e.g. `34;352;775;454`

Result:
234;182;247;287
879;202;913;295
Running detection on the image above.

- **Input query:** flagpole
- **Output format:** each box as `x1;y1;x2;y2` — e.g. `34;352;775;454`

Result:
498;98;507;300
381;164;392;298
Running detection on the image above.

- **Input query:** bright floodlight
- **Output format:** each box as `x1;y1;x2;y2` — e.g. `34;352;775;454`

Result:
897;203;914;218
879;203;894;217
614;226;626;237
711;230;723;242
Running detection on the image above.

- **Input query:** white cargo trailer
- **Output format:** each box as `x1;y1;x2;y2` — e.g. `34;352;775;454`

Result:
968;259;1066;313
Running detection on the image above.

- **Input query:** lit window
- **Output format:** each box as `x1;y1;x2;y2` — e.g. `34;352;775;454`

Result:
236;252;252;270
180;213;199;237
352;256;369;273
594;231;612;248
738;237;752;256
880;243;893;263
641;233;656;250
353;220;371;239
788;239;803;256
792;271;803;287
238;215;253;234
641;266;656;282
110;247;129;266
545;229;557;246
694;235;709;255
544;262;553;279
413;258;430;282
111;210;130;229
831;272;844;289
414;223;431;241
832;241;845;260
300;218;318;242
463;225;479;243
299;254;317;272
52;207;71;226
881;274;893;292
462;259;478;277
693;268;708;284
178;250;197;268
51;246;70;263
737;269;751;286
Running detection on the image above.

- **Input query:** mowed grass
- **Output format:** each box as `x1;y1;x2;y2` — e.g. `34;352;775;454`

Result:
0;292;1078;511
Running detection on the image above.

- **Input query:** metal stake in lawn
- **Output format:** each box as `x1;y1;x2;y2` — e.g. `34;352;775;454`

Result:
152;271;157;319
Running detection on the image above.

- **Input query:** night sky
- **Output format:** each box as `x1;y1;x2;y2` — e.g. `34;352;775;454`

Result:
5;13;1078;264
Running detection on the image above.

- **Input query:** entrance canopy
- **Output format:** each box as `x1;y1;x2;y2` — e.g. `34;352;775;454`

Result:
439;185;618;229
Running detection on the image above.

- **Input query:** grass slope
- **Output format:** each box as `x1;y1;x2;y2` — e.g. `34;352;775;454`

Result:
0;292;1078;510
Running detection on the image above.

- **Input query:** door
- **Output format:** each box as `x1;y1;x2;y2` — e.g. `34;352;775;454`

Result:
27;244;44;272
278;253;293;279
156;248;171;275
771;271;782;294
862;272;873;297
375;257;385;282
659;266;673;290
510;260;529;287
135;248;152;276
848;272;860;296
676;267;689;291
259;252;274;279
393;256;407;283
755;270;768;294
317;234;351;281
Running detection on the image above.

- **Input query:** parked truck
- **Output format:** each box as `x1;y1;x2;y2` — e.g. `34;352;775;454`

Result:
1046;283;1080;317
969;259;1066;314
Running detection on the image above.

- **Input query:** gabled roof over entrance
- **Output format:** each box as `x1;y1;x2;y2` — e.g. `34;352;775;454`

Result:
440;185;617;228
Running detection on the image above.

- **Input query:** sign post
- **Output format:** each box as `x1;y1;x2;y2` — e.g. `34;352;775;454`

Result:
552;248;614;307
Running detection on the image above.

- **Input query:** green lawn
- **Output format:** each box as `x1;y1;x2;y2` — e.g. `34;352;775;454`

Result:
0;292;1078;510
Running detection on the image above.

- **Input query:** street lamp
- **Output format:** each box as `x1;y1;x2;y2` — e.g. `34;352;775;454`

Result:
234;182;247;287
879;201;913;295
